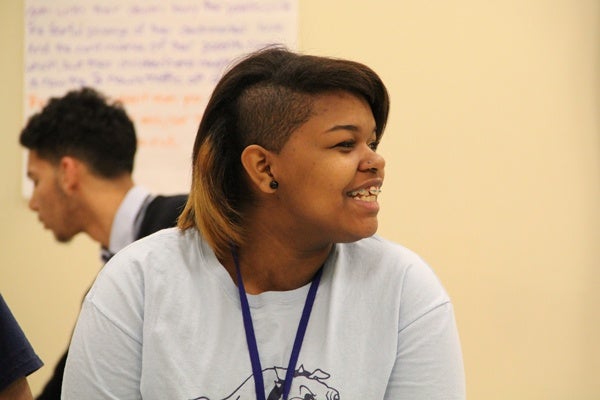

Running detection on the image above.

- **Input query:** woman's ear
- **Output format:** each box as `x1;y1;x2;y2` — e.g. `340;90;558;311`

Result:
240;145;278;193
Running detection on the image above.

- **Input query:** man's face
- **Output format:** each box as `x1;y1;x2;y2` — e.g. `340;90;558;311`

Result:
26;150;80;242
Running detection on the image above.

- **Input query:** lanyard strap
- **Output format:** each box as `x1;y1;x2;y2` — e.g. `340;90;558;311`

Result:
232;250;323;400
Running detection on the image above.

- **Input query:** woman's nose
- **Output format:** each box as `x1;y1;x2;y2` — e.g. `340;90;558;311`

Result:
360;150;385;173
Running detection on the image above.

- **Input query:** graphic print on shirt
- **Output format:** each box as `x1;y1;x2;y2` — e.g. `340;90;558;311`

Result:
190;365;340;400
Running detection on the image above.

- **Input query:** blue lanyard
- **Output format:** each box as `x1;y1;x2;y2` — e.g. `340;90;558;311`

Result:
232;250;323;400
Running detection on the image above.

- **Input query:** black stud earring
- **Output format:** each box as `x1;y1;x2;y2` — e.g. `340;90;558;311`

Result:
269;180;279;189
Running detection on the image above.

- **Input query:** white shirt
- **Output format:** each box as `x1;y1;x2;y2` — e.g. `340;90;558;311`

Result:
66;228;465;399
101;186;153;261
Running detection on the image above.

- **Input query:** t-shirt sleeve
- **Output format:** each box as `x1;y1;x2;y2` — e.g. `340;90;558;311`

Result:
62;297;143;400
0;294;44;391
385;261;466;399
62;248;146;400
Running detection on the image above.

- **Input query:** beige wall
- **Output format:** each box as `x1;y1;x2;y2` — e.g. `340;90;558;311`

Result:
1;1;599;398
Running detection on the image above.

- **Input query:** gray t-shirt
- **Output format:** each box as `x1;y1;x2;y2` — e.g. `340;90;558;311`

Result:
63;228;465;399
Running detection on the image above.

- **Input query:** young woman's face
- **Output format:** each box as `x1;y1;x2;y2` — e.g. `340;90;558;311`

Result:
271;91;385;247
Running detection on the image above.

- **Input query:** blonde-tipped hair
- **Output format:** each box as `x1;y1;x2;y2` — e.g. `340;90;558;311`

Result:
178;136;244;259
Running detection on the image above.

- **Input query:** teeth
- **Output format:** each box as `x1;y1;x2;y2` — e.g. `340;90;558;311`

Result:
349;186;381;198
368;186;382;195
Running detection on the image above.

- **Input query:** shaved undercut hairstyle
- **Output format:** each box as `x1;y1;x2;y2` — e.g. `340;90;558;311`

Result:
178;46;390;258
20;87;136;178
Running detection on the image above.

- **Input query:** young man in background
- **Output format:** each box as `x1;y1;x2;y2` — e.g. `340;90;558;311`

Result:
19;87;188;399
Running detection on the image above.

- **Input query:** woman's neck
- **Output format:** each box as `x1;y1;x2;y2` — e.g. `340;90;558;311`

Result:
222;231;332;295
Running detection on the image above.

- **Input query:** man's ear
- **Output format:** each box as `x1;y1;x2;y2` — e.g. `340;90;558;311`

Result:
57;156;81;194
240;145;277;193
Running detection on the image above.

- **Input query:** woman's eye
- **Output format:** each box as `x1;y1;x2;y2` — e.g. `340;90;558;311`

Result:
334;139;379;151
336;141;355;149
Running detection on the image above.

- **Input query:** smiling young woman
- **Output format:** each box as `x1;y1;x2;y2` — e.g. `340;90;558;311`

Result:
62;46;465;400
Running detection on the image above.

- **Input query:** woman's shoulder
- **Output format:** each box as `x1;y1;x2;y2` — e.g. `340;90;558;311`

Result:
335;236;449;302
92;228;206;290
115;227;203;263
338;235;427;269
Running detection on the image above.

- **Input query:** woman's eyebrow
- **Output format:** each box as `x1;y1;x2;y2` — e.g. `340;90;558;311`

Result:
325;124;359;133
325;124;377;134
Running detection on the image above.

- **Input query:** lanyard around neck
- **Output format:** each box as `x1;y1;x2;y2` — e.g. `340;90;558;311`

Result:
232;250;323;400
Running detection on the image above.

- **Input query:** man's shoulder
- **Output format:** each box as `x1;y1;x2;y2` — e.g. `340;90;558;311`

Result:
148;194;188;210
136;194;188;239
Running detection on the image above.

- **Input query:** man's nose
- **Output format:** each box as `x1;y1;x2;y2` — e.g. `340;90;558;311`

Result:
28;194;38;211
